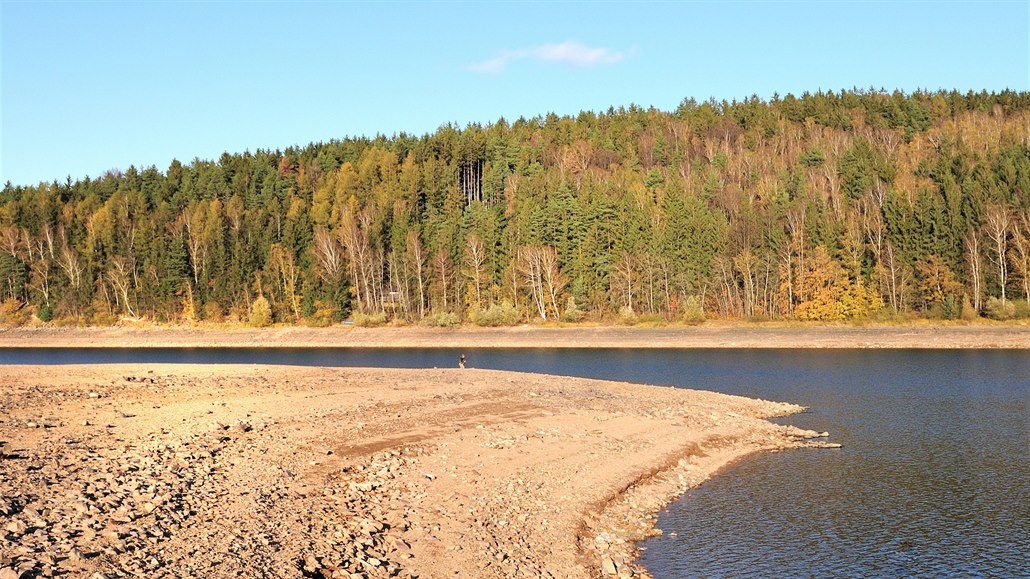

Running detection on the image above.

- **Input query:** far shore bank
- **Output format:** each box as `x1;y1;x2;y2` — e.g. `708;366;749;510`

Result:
1;323;1028;349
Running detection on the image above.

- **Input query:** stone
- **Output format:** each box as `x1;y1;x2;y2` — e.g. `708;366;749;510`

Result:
601;555;617;575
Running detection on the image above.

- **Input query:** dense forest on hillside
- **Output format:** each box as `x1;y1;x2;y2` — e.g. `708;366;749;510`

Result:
2;89;1029;327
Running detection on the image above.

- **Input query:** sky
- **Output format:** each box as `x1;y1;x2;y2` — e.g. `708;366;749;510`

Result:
2;0;1028;186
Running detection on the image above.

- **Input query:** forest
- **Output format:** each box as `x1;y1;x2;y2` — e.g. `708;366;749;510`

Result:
1;89;1029;327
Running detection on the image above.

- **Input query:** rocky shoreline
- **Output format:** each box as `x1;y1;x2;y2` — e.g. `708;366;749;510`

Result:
0;365;830;578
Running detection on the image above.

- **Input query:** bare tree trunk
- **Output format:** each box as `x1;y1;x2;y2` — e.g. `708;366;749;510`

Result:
955;227;980;311
313;228;344;282
339;209;380;314
539;246;567;319
647;255;659;314
463;235;487;309
407;231;427;318
613;252;635;312
1011;213;1030;301
779;242;794;315
433;249;454;312
787;206;806;304
517;246;548;320
29;258;51;308
734;249;758;318
57;241;84;290
985;204;1011;303
964;229;984;312
883;241;904;313
108;256;137;318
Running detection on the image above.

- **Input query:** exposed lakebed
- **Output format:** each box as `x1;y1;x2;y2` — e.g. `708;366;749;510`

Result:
2;347;1027;577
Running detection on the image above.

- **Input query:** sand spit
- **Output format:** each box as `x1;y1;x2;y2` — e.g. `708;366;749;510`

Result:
0;364;828;578
1;324;1028;350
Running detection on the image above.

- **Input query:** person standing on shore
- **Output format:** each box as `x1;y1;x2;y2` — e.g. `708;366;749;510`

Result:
459;354;466;369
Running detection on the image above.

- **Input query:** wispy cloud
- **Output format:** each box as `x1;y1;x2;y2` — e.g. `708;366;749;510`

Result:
470;41;624;74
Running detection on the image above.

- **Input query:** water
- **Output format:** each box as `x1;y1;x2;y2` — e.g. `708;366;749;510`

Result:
1;347;1027;577
635;350;1030;578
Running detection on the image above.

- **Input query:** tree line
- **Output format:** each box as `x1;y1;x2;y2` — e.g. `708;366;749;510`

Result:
2;89;1029;327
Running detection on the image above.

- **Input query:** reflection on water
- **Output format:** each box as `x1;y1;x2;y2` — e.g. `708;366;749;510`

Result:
1;347;1027;576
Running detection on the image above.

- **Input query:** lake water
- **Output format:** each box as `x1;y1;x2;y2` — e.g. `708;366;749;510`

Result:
1;348;1027;577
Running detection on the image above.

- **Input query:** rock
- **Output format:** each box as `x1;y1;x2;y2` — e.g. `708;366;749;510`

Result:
600;555;618;575
0;568;20;579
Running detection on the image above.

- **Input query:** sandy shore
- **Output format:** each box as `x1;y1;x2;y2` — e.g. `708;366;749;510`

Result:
1;323;1028;349
0;364;829;578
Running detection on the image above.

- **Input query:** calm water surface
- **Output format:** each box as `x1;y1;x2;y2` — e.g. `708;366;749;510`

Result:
2;347;1027;577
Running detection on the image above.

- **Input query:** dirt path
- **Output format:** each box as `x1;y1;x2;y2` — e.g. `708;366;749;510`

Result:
0;364;829;578
2;323;1028;350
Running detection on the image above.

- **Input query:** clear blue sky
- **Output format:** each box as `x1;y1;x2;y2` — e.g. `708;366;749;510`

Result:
2;0;1028;186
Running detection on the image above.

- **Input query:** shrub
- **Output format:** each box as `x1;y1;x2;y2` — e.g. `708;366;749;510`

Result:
799;148;826;167
304;300;337;327
249;295;273;327
634;313;667;327
681;296;706;325
469;301;520;327
0;299;28;327
1012;299;1030;319
36;304;53;323
617;306;638;325
203;301;224;323
960;294;979;321
560;296;584;322
352;311;387;327
55;315;85;327
939;294;960;320
421;311;461;327
90;310;118;326
984;297;1015;320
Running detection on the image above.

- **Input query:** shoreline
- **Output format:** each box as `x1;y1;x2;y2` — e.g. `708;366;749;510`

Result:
2;323;1029;349
0;364;823;578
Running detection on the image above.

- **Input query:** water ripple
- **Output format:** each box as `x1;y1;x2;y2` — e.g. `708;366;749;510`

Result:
641;350;1030;578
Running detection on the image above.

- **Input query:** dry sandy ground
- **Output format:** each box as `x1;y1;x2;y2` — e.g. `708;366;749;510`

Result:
0;365;830;578
1;323;1028;349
